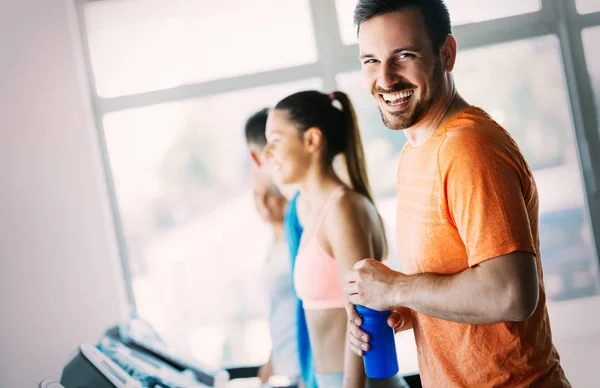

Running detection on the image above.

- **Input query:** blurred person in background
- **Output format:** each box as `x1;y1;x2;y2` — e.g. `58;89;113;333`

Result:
246;109;301;386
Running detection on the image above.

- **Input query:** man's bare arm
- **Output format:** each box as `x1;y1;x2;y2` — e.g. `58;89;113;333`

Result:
347;251;539;324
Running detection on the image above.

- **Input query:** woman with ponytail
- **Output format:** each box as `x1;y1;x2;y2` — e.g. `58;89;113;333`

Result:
264;90;398;388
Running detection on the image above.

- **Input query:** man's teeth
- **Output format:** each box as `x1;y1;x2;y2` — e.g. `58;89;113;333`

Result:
382;90;414;104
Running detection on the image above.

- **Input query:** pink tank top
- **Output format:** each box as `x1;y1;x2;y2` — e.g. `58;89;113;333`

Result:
294;187;346;310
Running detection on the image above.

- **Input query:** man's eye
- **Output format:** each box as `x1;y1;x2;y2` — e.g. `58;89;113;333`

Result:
363;59;377;65
398;53;415;60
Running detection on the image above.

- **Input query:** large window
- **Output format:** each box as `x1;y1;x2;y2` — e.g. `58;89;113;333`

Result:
454;36;599;300
104;79;321;367
335;0;360;45
84;0;317;97
577;0;600;14
79;0;600;384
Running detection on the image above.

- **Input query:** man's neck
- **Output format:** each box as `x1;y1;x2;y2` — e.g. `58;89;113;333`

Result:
404;87;469;148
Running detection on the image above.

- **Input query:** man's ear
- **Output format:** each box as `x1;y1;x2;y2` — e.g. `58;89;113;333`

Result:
250;151;262;168
440;35;457;73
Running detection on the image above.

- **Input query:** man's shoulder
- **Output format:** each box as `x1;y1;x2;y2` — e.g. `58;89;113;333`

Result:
440;107;518;161
437;107;534;186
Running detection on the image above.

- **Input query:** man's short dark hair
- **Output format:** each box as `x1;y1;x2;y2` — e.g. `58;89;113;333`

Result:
354;0;452;52
244;108;269;148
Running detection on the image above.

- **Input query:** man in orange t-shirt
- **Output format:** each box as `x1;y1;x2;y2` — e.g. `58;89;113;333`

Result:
343;0;570;386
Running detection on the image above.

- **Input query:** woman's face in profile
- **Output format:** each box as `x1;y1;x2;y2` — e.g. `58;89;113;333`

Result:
264;109;311;185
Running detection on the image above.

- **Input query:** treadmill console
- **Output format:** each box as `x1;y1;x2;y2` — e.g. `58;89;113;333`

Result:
60;320;229;388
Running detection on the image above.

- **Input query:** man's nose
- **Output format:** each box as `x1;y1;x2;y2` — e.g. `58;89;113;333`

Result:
378;61;400;90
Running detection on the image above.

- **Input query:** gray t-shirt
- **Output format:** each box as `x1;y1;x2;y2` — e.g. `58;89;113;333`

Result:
259;241;300;383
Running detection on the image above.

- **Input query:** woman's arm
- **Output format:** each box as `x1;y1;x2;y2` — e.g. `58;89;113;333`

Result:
325;192;380;388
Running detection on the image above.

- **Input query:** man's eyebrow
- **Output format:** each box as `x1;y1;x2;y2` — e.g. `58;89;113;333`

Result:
360;47;422;60
392;46;421;53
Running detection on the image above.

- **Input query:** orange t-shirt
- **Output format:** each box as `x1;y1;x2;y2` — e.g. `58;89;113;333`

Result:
395;107;570;387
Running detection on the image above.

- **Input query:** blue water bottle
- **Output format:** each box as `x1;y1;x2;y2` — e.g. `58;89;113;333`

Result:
355;305;399;379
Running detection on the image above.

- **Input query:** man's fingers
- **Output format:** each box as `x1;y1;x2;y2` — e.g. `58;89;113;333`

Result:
348;320;369;342
354;258;379;270
387;311;402;327
348;294;364;306
347;303;369;356
348;329;369;350
345;282;360;296
352;260;367;270
387;310;405;333
348;322;370;355
346;302;361;323
346;269;360;283
348;342;364;357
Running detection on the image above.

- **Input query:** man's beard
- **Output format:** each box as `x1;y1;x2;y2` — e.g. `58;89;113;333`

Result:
378;97;428;130
378;60;444;130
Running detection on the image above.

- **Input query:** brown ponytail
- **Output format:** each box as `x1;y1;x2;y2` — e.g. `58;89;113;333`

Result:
331;91;374;204
332;91;388;258
274;90;388;257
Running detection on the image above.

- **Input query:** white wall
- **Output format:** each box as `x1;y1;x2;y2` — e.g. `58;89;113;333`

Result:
0;1;129;387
